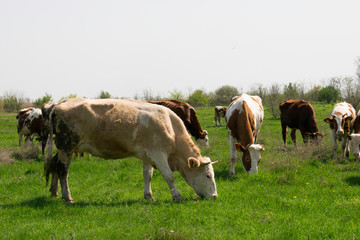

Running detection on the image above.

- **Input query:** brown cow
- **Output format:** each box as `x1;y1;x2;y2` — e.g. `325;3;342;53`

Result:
279;99;323;147
214;106;227;127
347;110;360;160
44;98;217;203
148;100;208;146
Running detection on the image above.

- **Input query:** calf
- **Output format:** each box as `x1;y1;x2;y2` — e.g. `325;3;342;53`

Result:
324;102;356;159
16;108;43;150
279;99;323;147
148;100;209;147
44;98;217;203
214;106;227;126
225;93;264;176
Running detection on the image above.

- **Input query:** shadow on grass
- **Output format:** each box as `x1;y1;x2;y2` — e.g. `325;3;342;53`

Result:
0;195;207;209
344;176;360;186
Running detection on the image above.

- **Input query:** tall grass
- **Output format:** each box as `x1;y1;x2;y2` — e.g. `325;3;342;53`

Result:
1;104;360;239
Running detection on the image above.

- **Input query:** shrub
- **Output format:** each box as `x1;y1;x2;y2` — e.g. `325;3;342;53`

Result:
33;93;53;107
3;91;25;112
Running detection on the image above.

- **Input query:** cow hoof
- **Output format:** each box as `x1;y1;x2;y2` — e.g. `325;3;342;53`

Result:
144;193;155;201
51;192;59;198
63;197;74;204
228;171;235;177
172;194;183;203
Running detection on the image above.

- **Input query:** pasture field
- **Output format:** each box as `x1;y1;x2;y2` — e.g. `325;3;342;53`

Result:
1;103;360;239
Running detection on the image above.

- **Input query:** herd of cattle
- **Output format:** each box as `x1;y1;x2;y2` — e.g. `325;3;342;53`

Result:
14;94;360;202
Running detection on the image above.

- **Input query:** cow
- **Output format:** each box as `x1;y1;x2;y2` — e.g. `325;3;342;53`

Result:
16;107;44;153
279;99;323;147
148;100;209;147
324;102;356;159
214;106;227;127
225;93;265;176
348;110;360;160
44;98;217;203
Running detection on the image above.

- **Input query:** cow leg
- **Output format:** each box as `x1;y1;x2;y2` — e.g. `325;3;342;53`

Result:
330;130;338;160
29;133;35;146
228;136;237;177
19;133;23;147
57;151;73;203
215;116;218;126
50;173;59;198
149;151;182;202
342;135;350;159
291;129;297;147
281;125;287;147
143;161;155;201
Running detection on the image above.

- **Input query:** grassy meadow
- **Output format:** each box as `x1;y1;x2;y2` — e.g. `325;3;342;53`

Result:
1;103;360;239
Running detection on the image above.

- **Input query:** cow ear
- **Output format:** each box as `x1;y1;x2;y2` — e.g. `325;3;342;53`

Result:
346;116;353;122
188;157;200;168
324;117;332;123
235;143;247;152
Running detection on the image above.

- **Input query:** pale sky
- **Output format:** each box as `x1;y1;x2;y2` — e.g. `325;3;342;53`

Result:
1;0;360;101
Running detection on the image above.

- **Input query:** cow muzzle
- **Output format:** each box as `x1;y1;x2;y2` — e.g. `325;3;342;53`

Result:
336;130;344;135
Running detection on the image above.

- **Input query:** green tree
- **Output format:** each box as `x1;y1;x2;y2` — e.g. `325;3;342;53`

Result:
265;83;282;118
212;85;239;106
59;93;78;102
98;90;111;99
318;86;340;104
305;85;322;102
187;89;208;107
33;93;53;107
168;89;185;101
3;91;25;112
283;82;304;100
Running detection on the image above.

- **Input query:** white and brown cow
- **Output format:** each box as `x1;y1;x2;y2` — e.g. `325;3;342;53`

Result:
225;93;264;176
324;102;356;159
16;107;43;150
348;110;360;160
148;100;209;147
214;106;227;127
44;98;217;203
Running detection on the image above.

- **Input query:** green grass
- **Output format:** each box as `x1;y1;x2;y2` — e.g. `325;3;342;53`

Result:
1;105;360;239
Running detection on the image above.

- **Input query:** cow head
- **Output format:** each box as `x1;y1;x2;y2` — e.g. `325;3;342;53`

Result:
304;132;324;145
324;114;353;136
235;143;264;174
196;130;209;147
185;156;218;198
348;134;360;159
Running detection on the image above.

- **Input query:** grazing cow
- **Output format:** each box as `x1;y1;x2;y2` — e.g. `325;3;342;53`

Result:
324;102;356;159
225;93;264;176
148;100;209;147
16;108;43;151
279;99;323;147
214;106;227;126
44;98;217;203
348;110;360;160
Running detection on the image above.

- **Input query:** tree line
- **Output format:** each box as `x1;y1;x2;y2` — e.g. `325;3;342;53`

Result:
1;57;360;118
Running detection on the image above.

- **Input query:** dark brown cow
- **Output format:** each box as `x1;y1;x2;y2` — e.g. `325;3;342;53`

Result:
348;110;360;160
280;99;323;146
214;106;227;126
148;100;209;146
16;108;44;153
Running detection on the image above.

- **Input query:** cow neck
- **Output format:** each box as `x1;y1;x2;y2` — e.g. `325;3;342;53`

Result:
238;103;255;146
188;108;205;139
228;101;255;146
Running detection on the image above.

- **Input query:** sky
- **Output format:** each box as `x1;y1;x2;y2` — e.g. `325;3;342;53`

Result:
1;0;360;101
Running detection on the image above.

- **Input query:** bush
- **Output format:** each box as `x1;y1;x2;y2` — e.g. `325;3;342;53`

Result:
211;85;239;106
187;89;208;107
33;93;53;107
3;91;25;112
318;86;340;104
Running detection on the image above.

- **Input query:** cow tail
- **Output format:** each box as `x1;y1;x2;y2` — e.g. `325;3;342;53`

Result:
44;111;54;186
